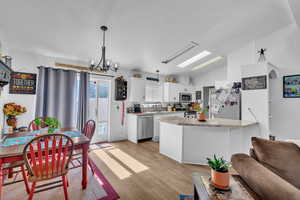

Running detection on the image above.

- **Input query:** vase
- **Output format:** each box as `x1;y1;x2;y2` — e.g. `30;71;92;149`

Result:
198;113;206;121
6;115;17;130
211;169;229;190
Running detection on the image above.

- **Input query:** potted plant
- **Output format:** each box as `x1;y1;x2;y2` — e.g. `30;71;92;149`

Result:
34;117;61;133
196;107;208;121
207;154;230;190
3;103;27;130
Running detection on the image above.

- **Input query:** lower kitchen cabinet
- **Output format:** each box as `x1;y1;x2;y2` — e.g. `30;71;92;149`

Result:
127;112;184;144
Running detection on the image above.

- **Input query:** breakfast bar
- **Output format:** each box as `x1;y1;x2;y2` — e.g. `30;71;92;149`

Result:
159;116;259;164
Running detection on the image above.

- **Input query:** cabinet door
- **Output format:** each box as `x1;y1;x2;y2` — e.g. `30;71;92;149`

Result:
146;82;163;102
170;83;180;102
129;78;145;102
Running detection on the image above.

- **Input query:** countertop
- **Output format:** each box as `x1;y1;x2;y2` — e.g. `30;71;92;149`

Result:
127;111;184;116
160;116;258;128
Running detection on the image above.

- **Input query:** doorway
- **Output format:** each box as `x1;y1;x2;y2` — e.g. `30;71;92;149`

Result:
88;77;111;143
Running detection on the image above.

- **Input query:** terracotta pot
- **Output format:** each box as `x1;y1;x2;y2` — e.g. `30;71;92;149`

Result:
6;115;17;130
211;169;229;189
198;113;206;121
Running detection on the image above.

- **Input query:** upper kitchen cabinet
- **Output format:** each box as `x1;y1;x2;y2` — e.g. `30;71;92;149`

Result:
164;82;196;102
129;77;146;102
164;82;181;102
145;81;163;102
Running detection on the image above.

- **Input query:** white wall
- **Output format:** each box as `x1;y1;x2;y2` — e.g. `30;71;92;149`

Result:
227;42;256;82
0;47;163;141
191;65;227;91
227;23;300;139
0;49;52;129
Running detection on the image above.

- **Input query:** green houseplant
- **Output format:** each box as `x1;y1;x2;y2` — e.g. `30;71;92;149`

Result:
196;107;208;121
34;117;61;133
207;154;230;189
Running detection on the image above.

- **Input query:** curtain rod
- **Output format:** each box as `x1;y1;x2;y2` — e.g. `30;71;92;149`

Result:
37;65;115;78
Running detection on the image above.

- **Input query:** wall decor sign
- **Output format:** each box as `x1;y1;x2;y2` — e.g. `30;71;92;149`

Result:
242;75;267;90
283;75;300;98
9;72;37;94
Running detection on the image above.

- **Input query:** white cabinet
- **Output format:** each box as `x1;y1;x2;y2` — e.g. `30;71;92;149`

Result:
127;114;138;143
164;82;181;102
129;77;146;102
145;81;163;102
164;82;196;102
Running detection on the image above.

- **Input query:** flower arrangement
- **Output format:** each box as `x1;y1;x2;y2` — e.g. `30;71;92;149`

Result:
3;103;27;116
3;103;27;130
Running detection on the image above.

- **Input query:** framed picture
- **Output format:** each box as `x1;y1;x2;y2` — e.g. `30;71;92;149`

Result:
195;91;201;100
9;72;37;95
283;75;300;98
242;75;267;90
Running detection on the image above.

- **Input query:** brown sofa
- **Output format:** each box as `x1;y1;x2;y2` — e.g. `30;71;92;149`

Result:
231;137;300;200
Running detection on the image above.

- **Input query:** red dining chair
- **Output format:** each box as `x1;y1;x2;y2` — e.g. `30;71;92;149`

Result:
70;120;96;174
23;133;74;200
3;117;49;192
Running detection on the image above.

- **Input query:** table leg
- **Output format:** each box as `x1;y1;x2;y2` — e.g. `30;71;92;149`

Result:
81;143;88;189
0;159;3;200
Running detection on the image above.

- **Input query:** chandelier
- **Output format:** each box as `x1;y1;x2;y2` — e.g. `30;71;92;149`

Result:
90;26;119;72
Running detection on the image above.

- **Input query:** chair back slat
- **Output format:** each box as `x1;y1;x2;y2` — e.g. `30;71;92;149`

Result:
23;134;74;180
83;120;96;140
37;140;44;177
29;144;39;176
56;137;63;172
61;140;69;173
51;136;57;175
45;137;49;177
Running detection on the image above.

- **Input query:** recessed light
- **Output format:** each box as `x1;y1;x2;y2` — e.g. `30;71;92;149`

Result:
191;56;223;71
177;50;211;68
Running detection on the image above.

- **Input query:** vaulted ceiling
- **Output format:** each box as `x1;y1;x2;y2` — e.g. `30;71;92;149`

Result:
0;0;294;74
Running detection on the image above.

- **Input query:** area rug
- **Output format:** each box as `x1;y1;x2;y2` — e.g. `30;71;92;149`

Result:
179;194;194;200
89;159;120;200
3;159;119;200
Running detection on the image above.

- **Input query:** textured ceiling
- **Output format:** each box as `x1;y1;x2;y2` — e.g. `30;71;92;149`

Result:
0;0;294;75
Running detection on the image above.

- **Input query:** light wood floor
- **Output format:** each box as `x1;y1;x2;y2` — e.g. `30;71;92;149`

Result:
90;140;210;200
3;140;210;200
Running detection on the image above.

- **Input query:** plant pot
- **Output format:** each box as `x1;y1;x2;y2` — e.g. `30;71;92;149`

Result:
211;169;230;190
198;113;206;121
6;115;17;130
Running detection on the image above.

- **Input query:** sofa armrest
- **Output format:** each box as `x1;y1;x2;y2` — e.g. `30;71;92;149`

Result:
231;153;300;200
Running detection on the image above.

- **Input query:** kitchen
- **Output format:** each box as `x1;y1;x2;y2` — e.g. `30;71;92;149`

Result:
126;61;278;165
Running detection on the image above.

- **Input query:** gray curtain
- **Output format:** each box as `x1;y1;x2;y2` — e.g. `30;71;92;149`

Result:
35;66;77;128
77;72;90;131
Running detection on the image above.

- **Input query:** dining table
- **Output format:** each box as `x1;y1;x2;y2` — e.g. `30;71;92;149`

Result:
0;128;90;200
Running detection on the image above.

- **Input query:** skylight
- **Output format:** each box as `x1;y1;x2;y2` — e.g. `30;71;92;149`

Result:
177;50;211;68
192;56;223;71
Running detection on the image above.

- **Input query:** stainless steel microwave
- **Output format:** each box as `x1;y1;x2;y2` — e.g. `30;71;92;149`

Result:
179;93;192;102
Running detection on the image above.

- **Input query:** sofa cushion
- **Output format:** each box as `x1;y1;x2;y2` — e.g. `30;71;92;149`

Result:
252;137;300;189
232;153;300;200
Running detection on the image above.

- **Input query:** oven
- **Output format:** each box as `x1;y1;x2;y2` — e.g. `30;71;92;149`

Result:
179;93;192;102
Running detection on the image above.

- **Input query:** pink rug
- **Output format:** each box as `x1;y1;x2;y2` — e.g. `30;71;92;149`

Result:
89;159;120;200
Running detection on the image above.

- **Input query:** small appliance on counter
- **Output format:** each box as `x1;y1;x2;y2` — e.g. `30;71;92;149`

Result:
133;104;142;113
184;110;197;119
173;103;186;111
179;92;192;102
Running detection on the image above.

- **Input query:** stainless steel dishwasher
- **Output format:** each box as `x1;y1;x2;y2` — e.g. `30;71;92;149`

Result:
137;115;154;140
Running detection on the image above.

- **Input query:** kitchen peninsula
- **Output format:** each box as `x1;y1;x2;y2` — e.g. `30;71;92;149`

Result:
159;116;259;164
